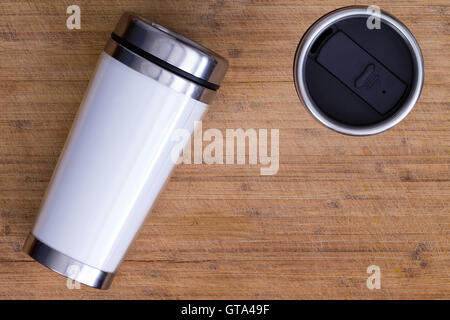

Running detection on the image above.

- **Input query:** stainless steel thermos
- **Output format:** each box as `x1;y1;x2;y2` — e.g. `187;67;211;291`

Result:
23;12;228;289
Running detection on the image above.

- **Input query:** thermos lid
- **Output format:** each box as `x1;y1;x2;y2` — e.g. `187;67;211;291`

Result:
294;7;424;135
110;12;228;91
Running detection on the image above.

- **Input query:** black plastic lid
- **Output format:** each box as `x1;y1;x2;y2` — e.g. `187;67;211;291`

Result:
294;7;424;135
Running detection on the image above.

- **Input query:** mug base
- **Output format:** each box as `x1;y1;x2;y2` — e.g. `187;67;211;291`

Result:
23;233;115;290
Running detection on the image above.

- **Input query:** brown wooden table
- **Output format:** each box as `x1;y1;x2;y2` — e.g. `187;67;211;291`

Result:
0;0;448;299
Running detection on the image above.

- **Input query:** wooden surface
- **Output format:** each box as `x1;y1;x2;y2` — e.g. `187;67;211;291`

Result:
0;0;449;299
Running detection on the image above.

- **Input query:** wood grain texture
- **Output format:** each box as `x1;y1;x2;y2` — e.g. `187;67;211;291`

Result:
0;0;449;299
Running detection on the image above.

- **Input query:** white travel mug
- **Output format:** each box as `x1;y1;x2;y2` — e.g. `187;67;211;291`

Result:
23;12;228;289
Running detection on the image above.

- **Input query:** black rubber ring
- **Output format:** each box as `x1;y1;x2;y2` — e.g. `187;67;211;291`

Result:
110;33;219;91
